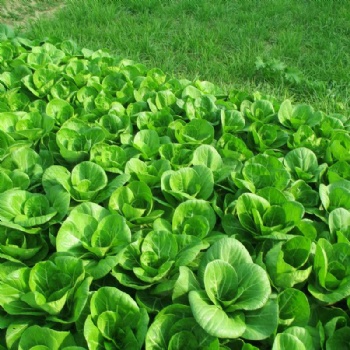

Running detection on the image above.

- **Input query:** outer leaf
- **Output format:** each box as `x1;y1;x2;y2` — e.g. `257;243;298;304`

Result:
146;314;178;349
309;238;350;303
228;263;271;312
70;161;108;201
46;98;74;125
133;129;160;159
191;144;223;172
189;290;246;339
198;237;253;282
241;154;290;191
326;327;350;349
172;199;216;236
175;119;214;145
284;147;326;182
242;298;278;341
329;208;350;235
18;326;75;350
235;193;270;234
172;266;201;303
272;333;307;350
168;331;198;350
278;288;310;327
84;315;104;350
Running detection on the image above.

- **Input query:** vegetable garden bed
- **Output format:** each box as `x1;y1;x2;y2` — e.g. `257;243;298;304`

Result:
1;24;350;349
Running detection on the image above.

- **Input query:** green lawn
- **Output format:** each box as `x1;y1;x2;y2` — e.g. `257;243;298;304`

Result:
3;0;350;113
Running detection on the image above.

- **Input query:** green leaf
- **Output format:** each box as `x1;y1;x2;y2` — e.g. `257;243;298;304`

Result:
235;193;270;234
326;131;350;163
244;99;275;123
0;190;58;228
46;98;74;125
172;266;201;303
221;109;245;133
329;208;350;241
84;315;104;350
161;165;214;201
249;122;288;151
309;238;350;303
278;100;321;129
192;144;223;171
90;143;127;173
189;290;246;339
175;119;214;145
284;147;326;182
278;288;310;327
5;321;30;350
146;304;218;350
87;287;148;350
172;199;216;236
18;326;74;350
198;237;253;281
228;263;271;312
328;161;350;183
204;260;238;306
133;129;160;159
144;229;177;255
242;298;278;340
168;331;198;350
288;180;320;207
326;327;350;349
272;333;307;350
109;181;156;222
320;180;350;212
70;161;108;201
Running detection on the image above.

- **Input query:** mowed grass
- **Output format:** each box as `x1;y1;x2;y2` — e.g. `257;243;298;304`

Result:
7;0;350;113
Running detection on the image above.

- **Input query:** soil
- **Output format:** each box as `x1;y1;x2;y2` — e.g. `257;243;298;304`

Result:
0;0;64;29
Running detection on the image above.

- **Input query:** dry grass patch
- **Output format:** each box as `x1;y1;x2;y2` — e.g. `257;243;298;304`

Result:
0;0;64;29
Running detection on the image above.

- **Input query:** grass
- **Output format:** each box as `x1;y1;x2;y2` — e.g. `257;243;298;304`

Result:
2;0;350;114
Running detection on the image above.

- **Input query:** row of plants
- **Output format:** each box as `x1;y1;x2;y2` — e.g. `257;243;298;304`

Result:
1;24;350;349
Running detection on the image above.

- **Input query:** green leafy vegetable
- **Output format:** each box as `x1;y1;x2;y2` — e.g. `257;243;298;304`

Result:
146;304;219;349
188;238;277;340
84;287;148;350
56;202;131;279
266;236;312;288
308;238;350;304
